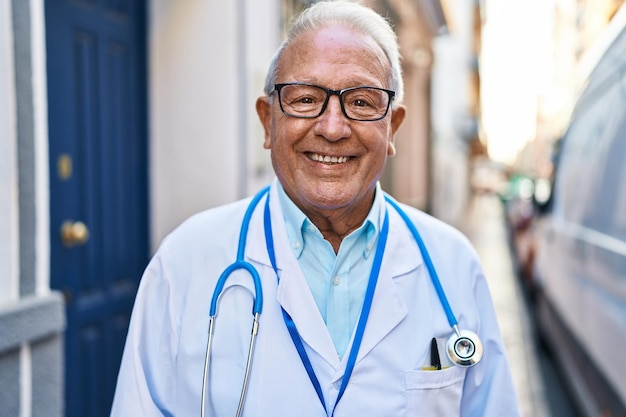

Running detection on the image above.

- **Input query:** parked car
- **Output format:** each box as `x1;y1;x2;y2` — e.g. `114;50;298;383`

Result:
502;174;538;290
531;10;626;417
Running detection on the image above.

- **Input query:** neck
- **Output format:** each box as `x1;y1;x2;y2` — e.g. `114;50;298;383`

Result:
308;213;366;253
299;194;375;254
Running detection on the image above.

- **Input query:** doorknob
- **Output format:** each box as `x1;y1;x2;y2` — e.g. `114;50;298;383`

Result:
60;220;90;247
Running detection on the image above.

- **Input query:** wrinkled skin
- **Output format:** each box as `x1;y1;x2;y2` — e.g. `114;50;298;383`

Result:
256;25;406;251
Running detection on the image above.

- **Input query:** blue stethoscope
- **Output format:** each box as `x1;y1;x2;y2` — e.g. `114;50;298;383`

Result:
201;185;483;417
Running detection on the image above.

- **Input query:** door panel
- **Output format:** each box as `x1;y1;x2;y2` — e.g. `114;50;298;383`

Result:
45;1;148;416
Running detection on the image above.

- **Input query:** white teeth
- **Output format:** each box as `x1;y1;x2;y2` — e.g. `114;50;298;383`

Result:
309;153;348;164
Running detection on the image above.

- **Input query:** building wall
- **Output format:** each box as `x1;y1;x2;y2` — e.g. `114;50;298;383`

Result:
149;0;279;250
0;1;65;417
365;0;438;211
430;0;478;227
0;1;454;415
0;0;281;414
1;0;19;304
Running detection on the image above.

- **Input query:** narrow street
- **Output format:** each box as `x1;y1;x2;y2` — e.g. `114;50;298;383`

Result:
461;193;581;417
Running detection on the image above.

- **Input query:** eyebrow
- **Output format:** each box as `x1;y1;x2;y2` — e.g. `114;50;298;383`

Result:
285;78;385;89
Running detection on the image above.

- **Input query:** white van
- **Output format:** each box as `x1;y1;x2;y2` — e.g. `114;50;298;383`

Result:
532;7;626;417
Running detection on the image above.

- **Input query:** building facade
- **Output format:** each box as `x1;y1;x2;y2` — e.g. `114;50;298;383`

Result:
0;0;454;416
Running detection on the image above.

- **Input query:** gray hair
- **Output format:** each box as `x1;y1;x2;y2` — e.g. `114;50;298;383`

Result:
263;0;404;105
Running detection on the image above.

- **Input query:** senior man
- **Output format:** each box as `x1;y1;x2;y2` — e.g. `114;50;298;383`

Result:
111;1;521;416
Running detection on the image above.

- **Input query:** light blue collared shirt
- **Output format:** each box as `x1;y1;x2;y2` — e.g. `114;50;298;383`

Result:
277;183;383;358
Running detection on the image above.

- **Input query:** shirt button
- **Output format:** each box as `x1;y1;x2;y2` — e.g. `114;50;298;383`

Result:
333;276;340;286
292;241;301;249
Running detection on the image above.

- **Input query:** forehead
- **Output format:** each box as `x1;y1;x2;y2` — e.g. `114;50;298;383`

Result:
277;25;390;88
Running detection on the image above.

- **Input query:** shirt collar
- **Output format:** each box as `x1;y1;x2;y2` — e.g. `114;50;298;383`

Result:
276;182;383;259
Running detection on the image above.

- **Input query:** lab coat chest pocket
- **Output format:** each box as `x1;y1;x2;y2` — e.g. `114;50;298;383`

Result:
404;366;465;416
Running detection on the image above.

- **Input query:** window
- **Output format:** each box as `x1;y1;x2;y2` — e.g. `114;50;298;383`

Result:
553;38;626;231
596;72;626;241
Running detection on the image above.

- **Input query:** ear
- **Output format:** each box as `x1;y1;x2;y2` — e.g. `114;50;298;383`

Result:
256;96;272;149
388;105;406;156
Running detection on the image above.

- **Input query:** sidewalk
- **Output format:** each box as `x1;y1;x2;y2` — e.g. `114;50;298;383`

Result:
460;193;550;417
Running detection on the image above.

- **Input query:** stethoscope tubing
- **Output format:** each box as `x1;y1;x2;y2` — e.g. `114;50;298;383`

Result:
209;185;269;317
202;186;270;417
202;186;483;417
385;196;483;366
383;196;459;329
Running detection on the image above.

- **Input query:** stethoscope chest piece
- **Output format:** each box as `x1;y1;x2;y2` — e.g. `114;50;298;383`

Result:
446;327;483;367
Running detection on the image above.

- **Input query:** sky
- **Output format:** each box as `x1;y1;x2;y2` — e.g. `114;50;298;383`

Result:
480;0;555;165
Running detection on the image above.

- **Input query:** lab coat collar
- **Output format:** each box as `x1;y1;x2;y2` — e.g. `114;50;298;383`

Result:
246;181;424;373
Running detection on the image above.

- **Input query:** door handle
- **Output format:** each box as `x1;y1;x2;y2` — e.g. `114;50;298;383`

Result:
60;220;90;247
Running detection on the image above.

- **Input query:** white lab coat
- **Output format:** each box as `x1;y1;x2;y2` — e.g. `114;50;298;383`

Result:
111;181;521;417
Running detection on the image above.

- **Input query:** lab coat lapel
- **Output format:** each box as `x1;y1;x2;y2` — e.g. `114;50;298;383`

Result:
276;258;341;368
332;207;421;379
246;183;340;368
245;184;424;374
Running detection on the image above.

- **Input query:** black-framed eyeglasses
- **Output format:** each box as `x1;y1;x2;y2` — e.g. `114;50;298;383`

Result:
272;82;395;122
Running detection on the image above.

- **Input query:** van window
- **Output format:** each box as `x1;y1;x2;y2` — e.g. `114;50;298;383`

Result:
594;103;626;241
609;152;626;241
576;28;626;111
554;79;625;224
553;71;626;227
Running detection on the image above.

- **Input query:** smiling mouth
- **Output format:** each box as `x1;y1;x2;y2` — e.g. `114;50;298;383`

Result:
307;152;350;164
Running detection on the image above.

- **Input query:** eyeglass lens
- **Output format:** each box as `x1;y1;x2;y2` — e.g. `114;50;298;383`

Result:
278;84;391;121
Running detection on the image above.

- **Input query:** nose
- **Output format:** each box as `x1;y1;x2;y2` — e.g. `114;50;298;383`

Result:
314;95;351;141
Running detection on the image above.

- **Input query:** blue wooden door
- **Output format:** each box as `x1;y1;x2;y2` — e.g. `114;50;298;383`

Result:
45;1;148;416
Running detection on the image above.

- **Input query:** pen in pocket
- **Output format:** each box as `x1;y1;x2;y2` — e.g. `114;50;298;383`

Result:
420;337;443;371
430;337;442;370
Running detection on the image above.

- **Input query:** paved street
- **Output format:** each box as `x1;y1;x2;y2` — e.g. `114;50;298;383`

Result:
461;193;580;417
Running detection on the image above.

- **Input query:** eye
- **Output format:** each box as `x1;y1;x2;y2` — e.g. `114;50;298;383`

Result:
344;88;383;108
297;96;316;105
352;98;372;108
282;86;325;108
